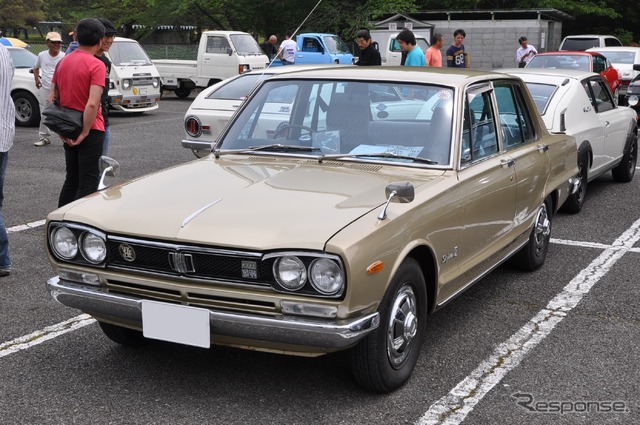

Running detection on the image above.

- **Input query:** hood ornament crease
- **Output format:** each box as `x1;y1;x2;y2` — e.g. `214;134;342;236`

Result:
182;199;222;228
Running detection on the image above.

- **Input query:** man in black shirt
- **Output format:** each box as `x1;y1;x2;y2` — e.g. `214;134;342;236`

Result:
355;30;381;66
261;35;278;60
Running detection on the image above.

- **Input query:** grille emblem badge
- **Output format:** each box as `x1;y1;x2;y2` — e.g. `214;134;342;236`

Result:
118;244;136;262
168;252;196;274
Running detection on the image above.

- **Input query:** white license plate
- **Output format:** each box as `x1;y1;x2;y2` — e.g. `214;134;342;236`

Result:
139;87;148;95
142;300;210;348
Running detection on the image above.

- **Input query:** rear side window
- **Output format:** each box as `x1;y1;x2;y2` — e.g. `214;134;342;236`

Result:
582;78;615;113
494;83;535;148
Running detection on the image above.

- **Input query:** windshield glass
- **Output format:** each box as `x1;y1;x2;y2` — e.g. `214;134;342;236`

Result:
230;34;264;55
322;36;350;54
8;48;37;68
594;51;635;64
527;54;590;71
219;79;454;166
562;38;599;51
108;40;153;65
206;74;272;100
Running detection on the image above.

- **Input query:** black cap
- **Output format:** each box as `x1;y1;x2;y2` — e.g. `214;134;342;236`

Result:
97;18;117;36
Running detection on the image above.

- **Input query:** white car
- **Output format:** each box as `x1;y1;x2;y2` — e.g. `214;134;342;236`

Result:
503;68;637;213
182;66;326;158
587;46;640;99
8;46;40;127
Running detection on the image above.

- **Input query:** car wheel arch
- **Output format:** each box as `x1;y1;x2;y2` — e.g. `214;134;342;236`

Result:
578;140;593;170
406;245;437;314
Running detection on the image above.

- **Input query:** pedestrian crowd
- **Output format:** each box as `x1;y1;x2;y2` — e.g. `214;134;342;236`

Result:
1;17;118;277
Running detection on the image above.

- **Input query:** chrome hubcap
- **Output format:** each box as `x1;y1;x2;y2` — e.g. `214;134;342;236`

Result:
534;203;550;253
387;286;418;368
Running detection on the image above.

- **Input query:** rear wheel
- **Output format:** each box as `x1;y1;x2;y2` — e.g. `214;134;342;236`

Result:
513;198;552;271
611;134;637;183
350;258;427;393
561;151;588;214
174;88;192;98
98;321;147;347
12;90;40;127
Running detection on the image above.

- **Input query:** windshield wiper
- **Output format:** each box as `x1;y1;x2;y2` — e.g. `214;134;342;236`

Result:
213;144;319;158
319;152;438;164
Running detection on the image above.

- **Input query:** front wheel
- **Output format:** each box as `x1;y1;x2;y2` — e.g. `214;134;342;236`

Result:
350;258;427;393
611;134;637;183
512;198;552;271
12;90;40;127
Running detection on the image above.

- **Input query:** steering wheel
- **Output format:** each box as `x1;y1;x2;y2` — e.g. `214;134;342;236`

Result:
274;124;316;139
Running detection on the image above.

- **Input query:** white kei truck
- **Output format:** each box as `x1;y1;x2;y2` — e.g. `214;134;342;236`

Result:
106;37;162;112
154;31;269;98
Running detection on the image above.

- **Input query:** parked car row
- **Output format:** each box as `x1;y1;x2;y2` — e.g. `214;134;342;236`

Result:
8;37;161;128
45;66;592;393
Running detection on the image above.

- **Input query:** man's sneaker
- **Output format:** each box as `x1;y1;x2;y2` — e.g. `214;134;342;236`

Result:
34;138;50;146
0;267;11;277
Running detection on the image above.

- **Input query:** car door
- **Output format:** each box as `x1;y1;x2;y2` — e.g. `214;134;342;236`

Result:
582;76;628;172
200;34;235;80
296;36;324;64
455;83;517;283
494;81;549;236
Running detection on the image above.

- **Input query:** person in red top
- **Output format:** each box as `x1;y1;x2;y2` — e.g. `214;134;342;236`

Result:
50;18;106;207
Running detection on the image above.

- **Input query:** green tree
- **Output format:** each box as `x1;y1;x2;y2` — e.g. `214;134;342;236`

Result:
0;0;44;39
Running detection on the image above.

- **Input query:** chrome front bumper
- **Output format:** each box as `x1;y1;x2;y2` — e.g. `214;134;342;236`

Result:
47;276;379;350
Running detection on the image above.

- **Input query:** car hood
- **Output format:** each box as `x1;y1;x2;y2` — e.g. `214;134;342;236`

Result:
53;156;445;250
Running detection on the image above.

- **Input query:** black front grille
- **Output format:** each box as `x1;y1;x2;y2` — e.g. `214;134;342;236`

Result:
106;239;274;286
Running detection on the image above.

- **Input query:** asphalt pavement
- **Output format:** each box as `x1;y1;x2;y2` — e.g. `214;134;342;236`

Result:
0;94;638;424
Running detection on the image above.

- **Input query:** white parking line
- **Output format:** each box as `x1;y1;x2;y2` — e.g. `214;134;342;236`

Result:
417;217;640;425
0;314;95;359
7;219;45;233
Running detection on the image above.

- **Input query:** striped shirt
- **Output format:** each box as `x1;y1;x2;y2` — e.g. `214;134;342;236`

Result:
0;44;15;153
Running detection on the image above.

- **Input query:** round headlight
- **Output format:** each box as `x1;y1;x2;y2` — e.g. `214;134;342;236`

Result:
122;79;132;90
81;232;107;264
628;95;639;107
152;77;160;88
50;227;78;260
310;259;344;295
274;256;307;291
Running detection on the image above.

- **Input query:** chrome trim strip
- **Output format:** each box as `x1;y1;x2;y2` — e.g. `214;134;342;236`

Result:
47;276;378;349
182;199;222;228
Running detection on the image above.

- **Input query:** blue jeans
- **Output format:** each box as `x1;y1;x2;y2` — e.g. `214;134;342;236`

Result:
58;130;104;207
102;125;110;156
0;152;10;268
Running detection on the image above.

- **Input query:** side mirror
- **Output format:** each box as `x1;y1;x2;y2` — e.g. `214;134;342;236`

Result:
378;182;415;220
633;64;640;71
98;156;120;190
227;47;233;56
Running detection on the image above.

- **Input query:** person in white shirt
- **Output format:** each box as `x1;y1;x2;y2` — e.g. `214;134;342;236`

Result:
0;44;14;276
278;32;297;65
516;36;538;68
34;32;65;146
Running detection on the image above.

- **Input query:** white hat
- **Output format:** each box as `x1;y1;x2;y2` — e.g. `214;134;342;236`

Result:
46;32;62;42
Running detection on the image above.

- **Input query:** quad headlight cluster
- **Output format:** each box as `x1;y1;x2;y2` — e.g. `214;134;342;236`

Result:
48;223;107;266
267;253;345;297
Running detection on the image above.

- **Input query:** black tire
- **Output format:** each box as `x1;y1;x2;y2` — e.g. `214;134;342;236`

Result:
611;134;637;183
512;198;552;271
12;90;40;127
560;151;588;214
98;321;147;347
350;258;427;393
174;88;192;99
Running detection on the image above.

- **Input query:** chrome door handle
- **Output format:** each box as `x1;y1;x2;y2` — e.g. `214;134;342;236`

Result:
537;144;549;153
500;158;515;168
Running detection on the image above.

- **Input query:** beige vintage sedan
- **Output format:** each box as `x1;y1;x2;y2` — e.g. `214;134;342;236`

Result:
45;67;578;392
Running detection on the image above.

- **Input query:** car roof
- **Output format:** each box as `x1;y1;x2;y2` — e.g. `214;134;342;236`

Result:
586;46;640;53
563;35;617;39
264;66;516;88
535;51;601;57
498;68;600;82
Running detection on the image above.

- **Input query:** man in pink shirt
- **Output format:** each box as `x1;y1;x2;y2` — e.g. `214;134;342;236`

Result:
50;18;106;207
425;33;444;67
